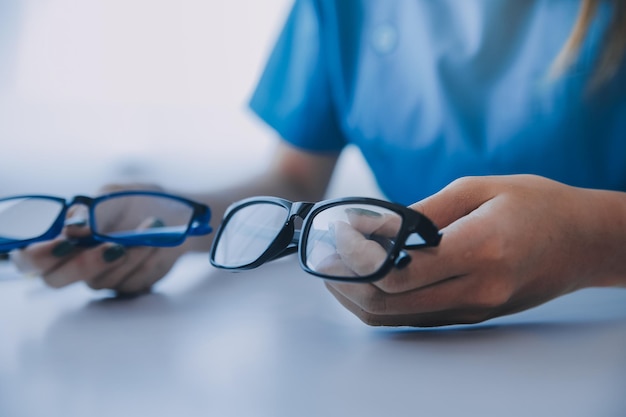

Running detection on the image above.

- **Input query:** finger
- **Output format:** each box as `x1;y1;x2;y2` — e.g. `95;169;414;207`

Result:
314;253;358;277
345;209;402;237
86;245;158;291
333;221;389;276
41;242;126;288
98;183;163;195
137;216;162;229
65;205;90;232
325;283;490;326
111;248;180;294
10;238;79;278
325;274;502;326
410;176;499;229
87;217;172;292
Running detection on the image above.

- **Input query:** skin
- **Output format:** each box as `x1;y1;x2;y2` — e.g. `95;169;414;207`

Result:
312;216;401;278
10;144;626;326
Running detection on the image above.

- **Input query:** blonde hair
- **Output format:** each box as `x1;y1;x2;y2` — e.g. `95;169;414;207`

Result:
550;0;626;89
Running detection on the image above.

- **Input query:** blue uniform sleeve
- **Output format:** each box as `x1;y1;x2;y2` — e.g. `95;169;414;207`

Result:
249;0;347;153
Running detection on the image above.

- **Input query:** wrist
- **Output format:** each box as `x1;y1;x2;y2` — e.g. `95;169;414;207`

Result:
584;188;626;288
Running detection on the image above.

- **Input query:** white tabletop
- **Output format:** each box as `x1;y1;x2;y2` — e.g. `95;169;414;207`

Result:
1;255;625;417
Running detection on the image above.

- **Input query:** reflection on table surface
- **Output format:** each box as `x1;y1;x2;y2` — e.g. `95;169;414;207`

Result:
1;254;625;417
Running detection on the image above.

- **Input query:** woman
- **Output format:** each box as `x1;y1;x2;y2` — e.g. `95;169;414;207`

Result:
12;0;626;327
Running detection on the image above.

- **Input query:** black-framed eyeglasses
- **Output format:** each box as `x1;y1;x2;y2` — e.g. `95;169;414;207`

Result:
210;196;442;282
0;191;212;253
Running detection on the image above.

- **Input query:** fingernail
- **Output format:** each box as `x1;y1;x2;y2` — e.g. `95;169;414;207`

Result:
103;245;126;263
52;240;75;257
64;217;88;227
0;253;9;261
115;287;152;299
345;207;382;217
150;218;165;228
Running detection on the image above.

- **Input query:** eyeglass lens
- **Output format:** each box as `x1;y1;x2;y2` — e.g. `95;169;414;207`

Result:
303;204;403;279
92;195;196;245
212;202;288;268
0;197;64;243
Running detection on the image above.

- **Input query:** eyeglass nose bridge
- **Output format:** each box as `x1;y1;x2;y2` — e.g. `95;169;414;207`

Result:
289;202;315;221
62;195;95;228
68;195;95;206
261;201;315;262
282;202;314;240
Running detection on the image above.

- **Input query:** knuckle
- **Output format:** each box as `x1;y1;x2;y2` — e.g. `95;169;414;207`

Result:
474;279;514;309
447;176;480;193
468;243;517;309
85;270;120;289
42;276;66;289
482;231;510;263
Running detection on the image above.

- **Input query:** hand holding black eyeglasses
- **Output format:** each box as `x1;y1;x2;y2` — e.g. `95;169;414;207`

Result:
325;175;626;327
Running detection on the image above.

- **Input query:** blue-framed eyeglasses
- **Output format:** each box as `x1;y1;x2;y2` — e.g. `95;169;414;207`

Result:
210;196;441;282
0;191;212;253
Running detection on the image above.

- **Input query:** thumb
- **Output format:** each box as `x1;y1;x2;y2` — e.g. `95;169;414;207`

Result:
410;176;499;229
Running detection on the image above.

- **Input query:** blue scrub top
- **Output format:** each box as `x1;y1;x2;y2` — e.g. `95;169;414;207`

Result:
250;0;626;205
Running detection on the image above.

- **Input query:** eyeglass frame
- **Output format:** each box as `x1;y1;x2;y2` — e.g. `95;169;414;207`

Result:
209;196;442;282
0;190;212;253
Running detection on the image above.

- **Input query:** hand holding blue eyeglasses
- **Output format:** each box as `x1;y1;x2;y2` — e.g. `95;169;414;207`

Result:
5;185;212;294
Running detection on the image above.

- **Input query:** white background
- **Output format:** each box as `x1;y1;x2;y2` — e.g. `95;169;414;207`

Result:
0;0;380;198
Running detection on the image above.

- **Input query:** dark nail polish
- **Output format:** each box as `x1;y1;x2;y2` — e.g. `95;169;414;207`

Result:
103;245;126;263
115;287;152;299
151;218;165;228
0;253;9;261
52;241;75;257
